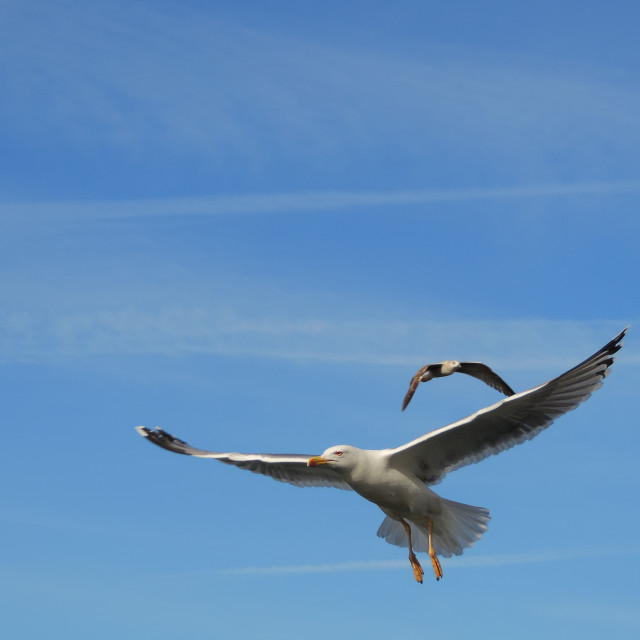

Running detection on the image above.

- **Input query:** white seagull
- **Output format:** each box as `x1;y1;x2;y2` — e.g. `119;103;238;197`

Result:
402;360;515;411
136;327;626;583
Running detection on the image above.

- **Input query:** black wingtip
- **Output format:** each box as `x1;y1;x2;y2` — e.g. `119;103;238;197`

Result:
612;325;628;349
135;426;193;455
597;326;627;362
557;326;628;382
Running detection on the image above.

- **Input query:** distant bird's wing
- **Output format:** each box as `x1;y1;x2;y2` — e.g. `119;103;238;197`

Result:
388;327;626;485
458;362;516;396
401;365;430;411
136;426;351;490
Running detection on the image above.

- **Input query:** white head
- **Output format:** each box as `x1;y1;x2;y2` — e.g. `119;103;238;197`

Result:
307;444;360;471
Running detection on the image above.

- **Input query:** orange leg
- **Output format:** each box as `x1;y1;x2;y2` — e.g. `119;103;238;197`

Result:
400;519;424;584
427;518;443;581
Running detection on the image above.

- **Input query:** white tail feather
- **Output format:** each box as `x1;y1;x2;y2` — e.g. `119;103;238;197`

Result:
376;499;490;557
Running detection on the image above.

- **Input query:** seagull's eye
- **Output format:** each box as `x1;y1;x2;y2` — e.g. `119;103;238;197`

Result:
335;451;343;456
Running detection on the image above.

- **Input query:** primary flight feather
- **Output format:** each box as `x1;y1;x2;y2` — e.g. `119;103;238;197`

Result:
137;327;626;583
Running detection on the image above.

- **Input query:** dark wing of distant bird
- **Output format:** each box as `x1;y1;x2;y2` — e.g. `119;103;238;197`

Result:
458;362;516;396
402;364;430;411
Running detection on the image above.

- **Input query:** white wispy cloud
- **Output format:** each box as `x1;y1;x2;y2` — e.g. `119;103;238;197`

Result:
169;545;639;578
0;307;632;369
3;180;640;221
4;1;640;172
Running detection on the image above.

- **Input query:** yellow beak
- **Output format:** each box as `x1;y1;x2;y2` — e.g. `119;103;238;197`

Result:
307;456;329;467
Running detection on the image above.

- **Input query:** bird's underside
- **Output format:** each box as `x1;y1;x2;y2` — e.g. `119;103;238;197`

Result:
137;327;627;583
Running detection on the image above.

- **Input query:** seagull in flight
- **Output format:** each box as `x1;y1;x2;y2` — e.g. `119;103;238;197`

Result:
136;328;626;583
402;360;515;411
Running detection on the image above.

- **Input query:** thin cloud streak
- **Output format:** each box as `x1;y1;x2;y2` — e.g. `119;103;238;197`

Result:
3;180;640;220
172;545;639;578
0;310;633;369
5;2;640;175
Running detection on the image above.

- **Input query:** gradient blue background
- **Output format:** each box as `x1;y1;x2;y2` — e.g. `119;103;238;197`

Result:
2;1;639;638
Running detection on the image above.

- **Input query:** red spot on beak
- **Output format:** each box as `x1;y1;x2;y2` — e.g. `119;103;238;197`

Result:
307;456;327;467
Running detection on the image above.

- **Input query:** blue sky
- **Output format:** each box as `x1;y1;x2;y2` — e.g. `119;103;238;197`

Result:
2;1;639;637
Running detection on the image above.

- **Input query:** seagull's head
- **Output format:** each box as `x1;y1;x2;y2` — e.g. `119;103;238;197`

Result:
438;360;461;375
307;445;358;471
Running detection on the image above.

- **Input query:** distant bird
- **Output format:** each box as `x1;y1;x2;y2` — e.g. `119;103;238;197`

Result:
402;360;515;411
137;328;626;583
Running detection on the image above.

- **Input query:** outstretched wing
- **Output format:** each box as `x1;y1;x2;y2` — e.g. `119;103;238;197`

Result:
458;362;516;396
402;365;430;411
388;327;626;485
136;426;351;490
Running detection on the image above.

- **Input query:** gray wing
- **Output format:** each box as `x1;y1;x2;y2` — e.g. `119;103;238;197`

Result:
458;362;516;396
388;327;626;485
136;426;351;490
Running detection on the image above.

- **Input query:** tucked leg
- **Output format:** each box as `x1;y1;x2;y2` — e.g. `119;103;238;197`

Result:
400;519;424;584
427;518;443;581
